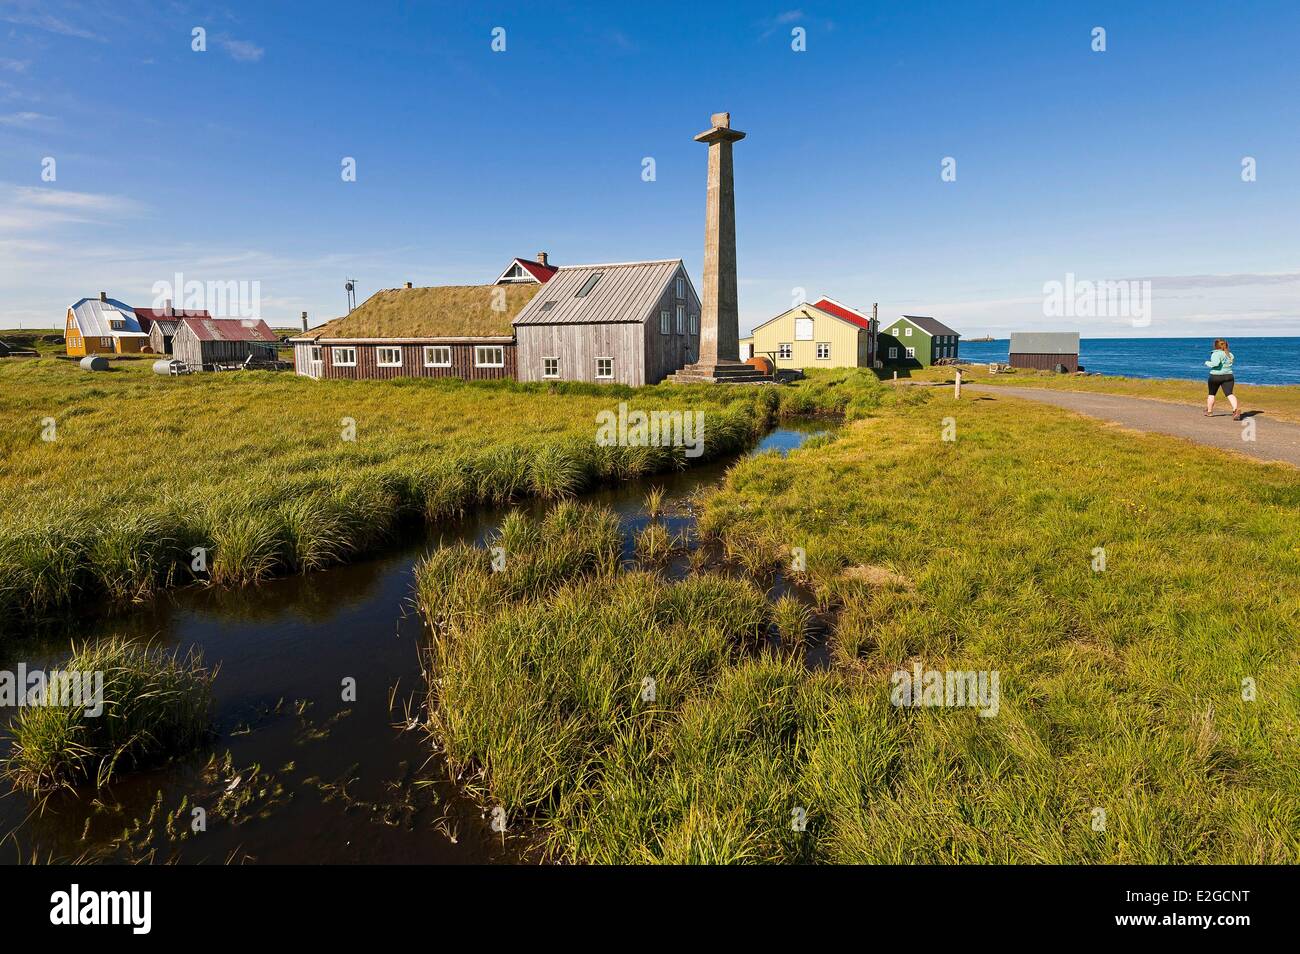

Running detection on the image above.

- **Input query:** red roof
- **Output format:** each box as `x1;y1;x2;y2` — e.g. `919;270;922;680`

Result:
178;316;277;342
133;307;212;334
515;258;558;282
811;297;871;330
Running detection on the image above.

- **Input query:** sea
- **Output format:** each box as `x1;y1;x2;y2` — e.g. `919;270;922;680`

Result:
958;337;1300;386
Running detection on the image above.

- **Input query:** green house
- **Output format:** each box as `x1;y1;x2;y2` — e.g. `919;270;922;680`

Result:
878;315;961;368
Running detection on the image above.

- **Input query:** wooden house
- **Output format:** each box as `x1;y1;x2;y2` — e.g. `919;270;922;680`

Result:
512;260;701;386
741;297;874;371
64;293;149;356
288;283;539;381
135;305;212;355
878;315;961;368
172;316;279;370
494;252;558;285
1009;332;1080;372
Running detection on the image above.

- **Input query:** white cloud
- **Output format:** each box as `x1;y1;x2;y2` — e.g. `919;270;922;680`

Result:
0;8;104;42
0;58;31;73
0;110;55;127
216;36;265;63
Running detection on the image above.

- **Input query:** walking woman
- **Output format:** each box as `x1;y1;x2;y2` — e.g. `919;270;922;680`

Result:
1205;338;1242;420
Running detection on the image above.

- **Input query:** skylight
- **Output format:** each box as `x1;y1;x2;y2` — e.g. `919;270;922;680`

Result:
575;273;603;298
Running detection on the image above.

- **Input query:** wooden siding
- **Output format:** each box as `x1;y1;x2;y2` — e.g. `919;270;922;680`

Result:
516;263;700;385
517;323;644;385
302;340;517;381
148;323;174;355
173;324;278;369
1010;352;1079;372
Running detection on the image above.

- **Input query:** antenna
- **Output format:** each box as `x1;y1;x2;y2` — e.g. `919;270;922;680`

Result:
344;279;358;314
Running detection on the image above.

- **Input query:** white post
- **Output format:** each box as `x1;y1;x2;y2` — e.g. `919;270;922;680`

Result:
893;370;897;381
954;368;962;399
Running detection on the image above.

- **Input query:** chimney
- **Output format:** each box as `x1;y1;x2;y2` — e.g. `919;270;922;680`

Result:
536;251;549;267
165;298;174;317
405;281;413;289
99;291;107;302
301;311;309;332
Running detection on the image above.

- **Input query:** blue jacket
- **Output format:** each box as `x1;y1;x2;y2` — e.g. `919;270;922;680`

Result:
1205;349;1234;375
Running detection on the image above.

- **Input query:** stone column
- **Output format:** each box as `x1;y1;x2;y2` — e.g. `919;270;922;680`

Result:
693;112;745;370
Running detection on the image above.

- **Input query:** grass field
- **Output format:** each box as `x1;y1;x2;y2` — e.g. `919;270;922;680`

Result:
896;364;1300;424
0;357;867;634
419;381;1300;863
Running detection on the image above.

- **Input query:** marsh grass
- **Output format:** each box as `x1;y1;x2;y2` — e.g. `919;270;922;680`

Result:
1;360;866;634
5;637;215;794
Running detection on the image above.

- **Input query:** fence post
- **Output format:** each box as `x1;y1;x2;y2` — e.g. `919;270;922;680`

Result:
954;368;962;399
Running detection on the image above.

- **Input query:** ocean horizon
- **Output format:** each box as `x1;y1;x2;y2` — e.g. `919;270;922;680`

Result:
959;336;1300;386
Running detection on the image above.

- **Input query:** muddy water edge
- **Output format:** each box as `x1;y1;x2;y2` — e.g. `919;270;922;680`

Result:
0;419;836;864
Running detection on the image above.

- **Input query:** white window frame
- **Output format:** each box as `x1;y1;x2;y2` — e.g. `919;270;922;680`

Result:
794;317;814;341
676;304;685;334
689;311;698;334
892;327;901;336
660;309;670;335
377;346;403;367
778;343;793;360
675;276;686;299
905;326;912;337
905;346;916;359
424;345;452;367
888;346;898;359
595;356;613;380
474;345;504;368
542;356;559;379
816;342;831;360
310;346;322;364
332;346;357;366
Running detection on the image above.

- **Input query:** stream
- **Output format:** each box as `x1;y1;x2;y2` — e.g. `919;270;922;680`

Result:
0;419;834;864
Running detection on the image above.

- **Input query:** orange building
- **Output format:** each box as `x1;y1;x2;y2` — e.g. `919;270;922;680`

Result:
65;293;150;356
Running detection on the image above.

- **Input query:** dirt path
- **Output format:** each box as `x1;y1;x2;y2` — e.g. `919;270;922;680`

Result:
965;384;1300;467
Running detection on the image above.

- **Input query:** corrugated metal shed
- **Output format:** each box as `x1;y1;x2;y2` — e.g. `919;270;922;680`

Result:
70;298;149;338
513;260;682;326
134;307;211;334
1010;332;1080;355
178;316;277;342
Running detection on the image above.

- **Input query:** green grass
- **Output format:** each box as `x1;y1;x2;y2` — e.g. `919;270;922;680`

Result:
898;364;1300;424
4;637;215;793
419;386;1300;864
0;358;879;634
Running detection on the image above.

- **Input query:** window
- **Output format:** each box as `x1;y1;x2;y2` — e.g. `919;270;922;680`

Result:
778;343;793;360
660;309;671;335
575;273;603;297
377;346;402;367
424;346;451;367
539;301;557;311
676;304;685;334
905;347;916;359
888;346;898;359
816;342;831;360
675;276;686;299
905;326;912;337
689;312;698;334
101;337;113;347
892;326;901;336
542;357;559;378
794;317;814;341
475;345;504;367
310;346;322;363
595;357;613;379
332;347;357;366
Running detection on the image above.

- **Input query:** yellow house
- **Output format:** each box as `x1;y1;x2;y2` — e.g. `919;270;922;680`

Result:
65;294;150;356
741;299;873;371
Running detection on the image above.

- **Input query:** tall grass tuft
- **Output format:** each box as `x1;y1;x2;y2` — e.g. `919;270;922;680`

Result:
5;637;215;793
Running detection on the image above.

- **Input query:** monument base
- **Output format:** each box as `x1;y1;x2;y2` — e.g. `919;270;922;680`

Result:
666;359;771;384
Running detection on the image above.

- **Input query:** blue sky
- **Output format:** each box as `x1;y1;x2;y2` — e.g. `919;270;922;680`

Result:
2;0;1298;336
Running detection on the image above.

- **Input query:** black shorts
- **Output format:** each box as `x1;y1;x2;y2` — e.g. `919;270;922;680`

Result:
1208;374;1234;396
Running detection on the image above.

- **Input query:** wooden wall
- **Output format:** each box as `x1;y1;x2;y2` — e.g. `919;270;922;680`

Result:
516;323;644;385
1010;352;1079;372
297;340;517;381
173;328;277;369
